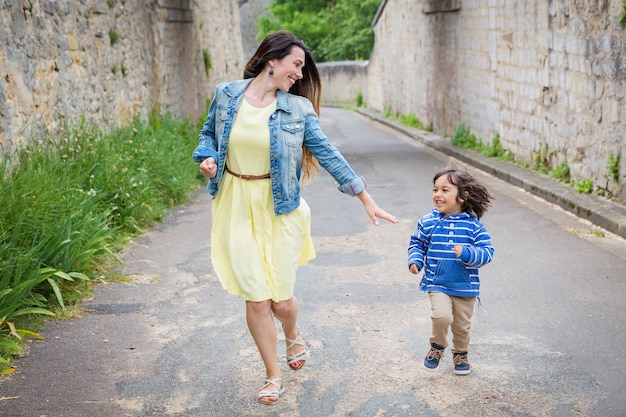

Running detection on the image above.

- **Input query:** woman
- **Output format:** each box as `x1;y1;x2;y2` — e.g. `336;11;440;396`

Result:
193;30;397;405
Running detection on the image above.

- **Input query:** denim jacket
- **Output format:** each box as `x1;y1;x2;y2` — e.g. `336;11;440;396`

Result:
192;78;367;216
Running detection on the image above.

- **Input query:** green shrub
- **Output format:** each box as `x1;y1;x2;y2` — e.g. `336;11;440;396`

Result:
574;178;593;194
451;124;480;149
355;91;365;108
550;159;571;183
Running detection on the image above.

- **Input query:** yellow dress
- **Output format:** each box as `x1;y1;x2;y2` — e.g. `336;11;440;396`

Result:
210;98;316;302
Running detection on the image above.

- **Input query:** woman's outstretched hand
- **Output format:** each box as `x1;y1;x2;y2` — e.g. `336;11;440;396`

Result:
357;190;398;226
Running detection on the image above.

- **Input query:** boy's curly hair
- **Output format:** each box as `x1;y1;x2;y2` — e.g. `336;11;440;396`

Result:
434;167;494;219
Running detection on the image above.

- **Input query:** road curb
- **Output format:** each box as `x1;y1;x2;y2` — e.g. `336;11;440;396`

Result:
356;107;626;240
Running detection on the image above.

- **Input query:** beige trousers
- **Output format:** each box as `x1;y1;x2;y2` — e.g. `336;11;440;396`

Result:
428;291;477;353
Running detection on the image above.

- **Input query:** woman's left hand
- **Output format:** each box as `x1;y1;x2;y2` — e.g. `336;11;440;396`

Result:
357;190;398;226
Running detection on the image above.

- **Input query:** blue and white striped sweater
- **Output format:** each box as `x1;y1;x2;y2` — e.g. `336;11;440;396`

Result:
407;209;494;297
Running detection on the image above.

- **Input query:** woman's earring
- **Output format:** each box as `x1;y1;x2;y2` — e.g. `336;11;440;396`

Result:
269;69;274;76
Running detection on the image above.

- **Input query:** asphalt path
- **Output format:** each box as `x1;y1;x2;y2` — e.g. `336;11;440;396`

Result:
1;107;625;417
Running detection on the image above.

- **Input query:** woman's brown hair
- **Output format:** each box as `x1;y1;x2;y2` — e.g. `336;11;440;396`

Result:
244;30;321;181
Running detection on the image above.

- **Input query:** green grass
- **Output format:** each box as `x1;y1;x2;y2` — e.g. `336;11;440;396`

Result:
0;111;205;371
401;113;432;131
380;107;432;131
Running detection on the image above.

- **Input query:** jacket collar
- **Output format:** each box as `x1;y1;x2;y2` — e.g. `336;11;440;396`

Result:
223;78;292;114
431;208;473;220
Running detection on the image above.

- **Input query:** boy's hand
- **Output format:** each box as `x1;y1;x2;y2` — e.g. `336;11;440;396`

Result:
409;264;420;274
452;245;463;257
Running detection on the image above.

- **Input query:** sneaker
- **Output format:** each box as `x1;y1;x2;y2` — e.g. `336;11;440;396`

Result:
453;352;471;375
423;343;445;370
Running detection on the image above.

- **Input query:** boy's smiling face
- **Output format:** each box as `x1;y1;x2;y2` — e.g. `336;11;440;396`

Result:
433;174;464;217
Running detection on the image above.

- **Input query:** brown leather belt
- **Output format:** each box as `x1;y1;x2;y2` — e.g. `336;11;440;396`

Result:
225;166;270;180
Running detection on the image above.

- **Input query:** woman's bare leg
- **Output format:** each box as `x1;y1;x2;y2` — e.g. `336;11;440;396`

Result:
272;296;307;368
246;300;281;402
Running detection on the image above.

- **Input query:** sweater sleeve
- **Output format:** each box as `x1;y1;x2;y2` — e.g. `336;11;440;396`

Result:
461;224;494;267
407;218;428;271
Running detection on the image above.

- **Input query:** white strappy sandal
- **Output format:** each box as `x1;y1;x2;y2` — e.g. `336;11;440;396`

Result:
285;329;310;371
257;377;285;405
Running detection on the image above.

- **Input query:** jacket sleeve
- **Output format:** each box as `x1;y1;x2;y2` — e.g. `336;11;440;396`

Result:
459;224;494;267
300;101;367;196
192;88;220;163
407;219;428;271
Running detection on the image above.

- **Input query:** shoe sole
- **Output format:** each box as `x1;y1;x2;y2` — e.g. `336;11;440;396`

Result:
423;363;440;371
454;368;471;375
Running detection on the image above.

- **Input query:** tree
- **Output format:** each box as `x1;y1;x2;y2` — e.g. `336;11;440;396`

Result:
257;0;379;62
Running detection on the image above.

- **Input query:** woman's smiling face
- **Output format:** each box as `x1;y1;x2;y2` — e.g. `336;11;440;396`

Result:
271;46;305;92
433;174;464;217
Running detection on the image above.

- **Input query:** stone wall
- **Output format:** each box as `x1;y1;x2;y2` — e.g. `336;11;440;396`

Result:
369;0;626;203
239;0;271;61
0;0;243;152
318;60;368;105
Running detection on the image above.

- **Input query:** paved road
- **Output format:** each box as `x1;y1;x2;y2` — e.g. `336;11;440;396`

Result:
1;107;625;417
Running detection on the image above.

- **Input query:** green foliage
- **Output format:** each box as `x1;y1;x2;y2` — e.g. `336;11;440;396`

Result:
450;126;514;162
401;114;432;131
202;49;212;77
380;108;431;131
354;91;365;108
381;106;394;118
530;143;550;174
109;28;120;46
501;150;515;162
480;133;503;158
574;178;594;194
401;113;418;127
620;0;626;27
0;112;204;369
452;126;505;159
549;158;570;183
607;148;620;181
258;0;379;62
451;124;480;149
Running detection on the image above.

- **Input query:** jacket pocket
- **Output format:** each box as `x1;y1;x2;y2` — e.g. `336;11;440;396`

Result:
216;106;229;121
281;121;304;148
433;259;471;290
215;106;229;140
